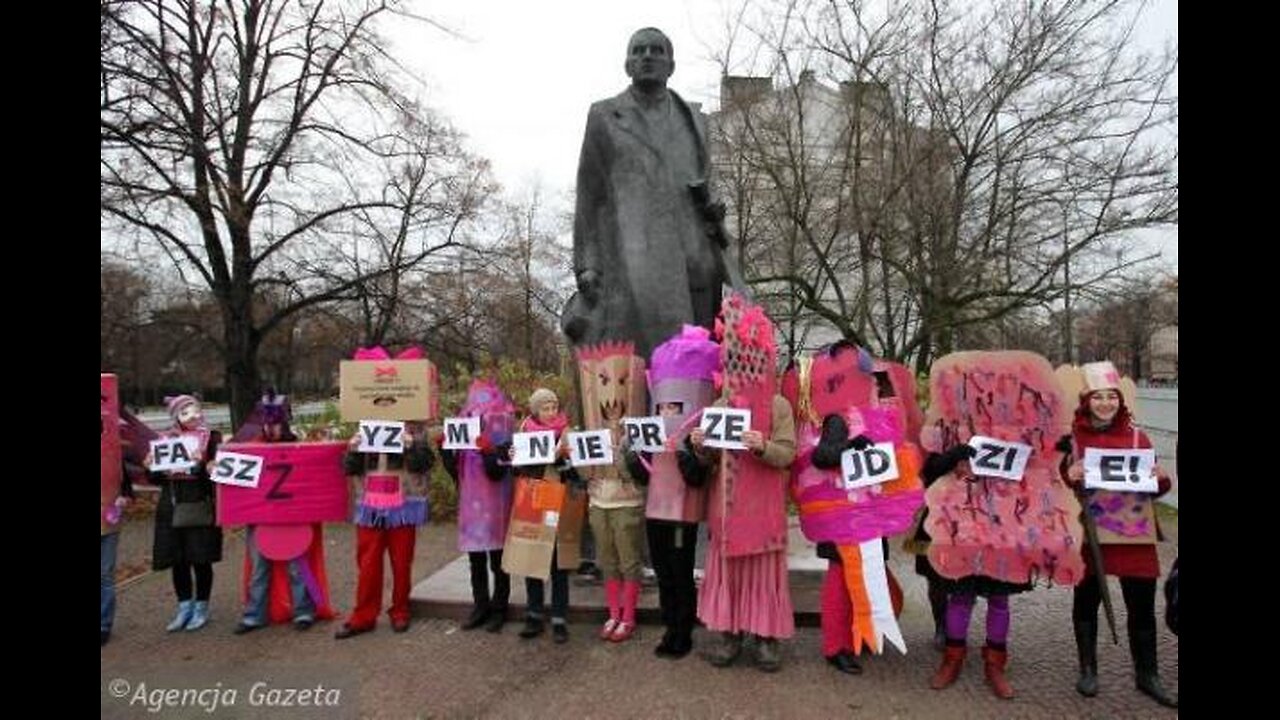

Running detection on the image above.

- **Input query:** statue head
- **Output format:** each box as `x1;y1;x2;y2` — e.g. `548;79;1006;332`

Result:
625;27;674;89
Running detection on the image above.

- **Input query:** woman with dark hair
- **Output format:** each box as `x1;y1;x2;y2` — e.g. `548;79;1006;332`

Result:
1061;362;1176;708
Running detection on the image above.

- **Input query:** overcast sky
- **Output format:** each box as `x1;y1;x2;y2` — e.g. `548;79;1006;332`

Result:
385;0;1177;265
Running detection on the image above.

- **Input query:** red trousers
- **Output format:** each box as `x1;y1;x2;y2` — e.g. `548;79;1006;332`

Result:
820;563;851;657
346;525;416;629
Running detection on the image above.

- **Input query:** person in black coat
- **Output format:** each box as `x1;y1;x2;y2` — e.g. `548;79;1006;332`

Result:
147;395;223;632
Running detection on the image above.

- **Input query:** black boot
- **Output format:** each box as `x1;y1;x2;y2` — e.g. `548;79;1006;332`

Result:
461;604;490;631
487;560;510;633
464;552;491;630
1074;618;1099;697
1130;626;1177;708
518;616;545;639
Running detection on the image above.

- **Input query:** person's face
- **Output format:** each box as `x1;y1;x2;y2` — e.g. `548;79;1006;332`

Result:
625;30;674;86
264;422;284;441
657;401;683;418
1087;390;1120;424
537;399;560;424
177;402;202;428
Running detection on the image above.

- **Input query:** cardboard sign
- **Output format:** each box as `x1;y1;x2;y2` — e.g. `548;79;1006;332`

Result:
215;442;349;525
149;437;199;472
357;420;406;454
442;417;481;450
501;477;567;580
512;430;556;466
966;435;1033;481
555;485;588;570
623;416;667;453
210;451;265;488
339;358;437;421
1083;448;1158;493
568;429;614;467
700;407;751;450
839;442;901;490
101;374;122;534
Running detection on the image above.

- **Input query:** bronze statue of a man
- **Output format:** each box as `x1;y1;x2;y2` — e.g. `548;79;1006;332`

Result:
564;28;728;358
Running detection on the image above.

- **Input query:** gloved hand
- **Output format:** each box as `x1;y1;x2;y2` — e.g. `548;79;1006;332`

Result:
847;434;873;451
438;448;460;483
624;449;650;485
812;414;851;469
558;461;587;490
922;444;976;483
677;444;708;488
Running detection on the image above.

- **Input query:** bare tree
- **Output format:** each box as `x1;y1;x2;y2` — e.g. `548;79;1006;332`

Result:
711;0;1177;371
100;0;478;423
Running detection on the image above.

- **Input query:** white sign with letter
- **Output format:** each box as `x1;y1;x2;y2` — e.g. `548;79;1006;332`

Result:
210;451;265;488
358;420;406;454
512;430;556;466
623;417;667;453
442;417;481;450
839;442;900;489
568;429;615;467
700;407;751;450
966;435;1032;480
1083;448;1158;493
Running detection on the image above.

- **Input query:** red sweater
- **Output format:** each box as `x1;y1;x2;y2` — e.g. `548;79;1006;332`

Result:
1068;402;1170;579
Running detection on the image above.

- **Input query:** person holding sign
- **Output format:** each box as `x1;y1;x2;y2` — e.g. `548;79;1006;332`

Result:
506;388;580;644
575;342;649;644
687;296;797;672
1059;361;1176;708
624;325;719;658
336;347;436;639
145;394;223;633
782;342;923;676
437;378;516;633
231;394;327;633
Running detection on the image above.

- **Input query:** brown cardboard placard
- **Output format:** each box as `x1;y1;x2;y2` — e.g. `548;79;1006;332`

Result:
339;359;437;421
501;476;566;581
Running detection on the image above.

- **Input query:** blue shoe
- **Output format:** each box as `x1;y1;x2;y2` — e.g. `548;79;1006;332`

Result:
166;600;194;632
185;601;210;631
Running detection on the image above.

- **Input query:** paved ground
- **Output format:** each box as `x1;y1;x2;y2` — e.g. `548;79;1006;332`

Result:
102;508;1179;719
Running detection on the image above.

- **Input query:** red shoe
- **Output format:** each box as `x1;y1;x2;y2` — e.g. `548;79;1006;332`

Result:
931;644;966;689
599;618;619;640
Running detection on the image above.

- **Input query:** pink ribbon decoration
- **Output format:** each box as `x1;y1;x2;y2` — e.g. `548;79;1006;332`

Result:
352;346;425;361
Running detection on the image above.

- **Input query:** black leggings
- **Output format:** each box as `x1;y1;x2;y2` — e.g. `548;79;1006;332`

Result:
172;563;214;602
647;520;698;636
1073;573;1156;633
468;549;510;608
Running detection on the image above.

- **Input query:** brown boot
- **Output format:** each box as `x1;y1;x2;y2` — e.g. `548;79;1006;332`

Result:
930;644;966;689
982;645;1015;699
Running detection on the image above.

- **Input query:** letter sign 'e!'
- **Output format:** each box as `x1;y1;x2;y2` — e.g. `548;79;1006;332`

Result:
1083;448;1158;493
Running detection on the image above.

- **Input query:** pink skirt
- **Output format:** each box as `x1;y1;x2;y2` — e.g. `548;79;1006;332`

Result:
697;542;795;639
